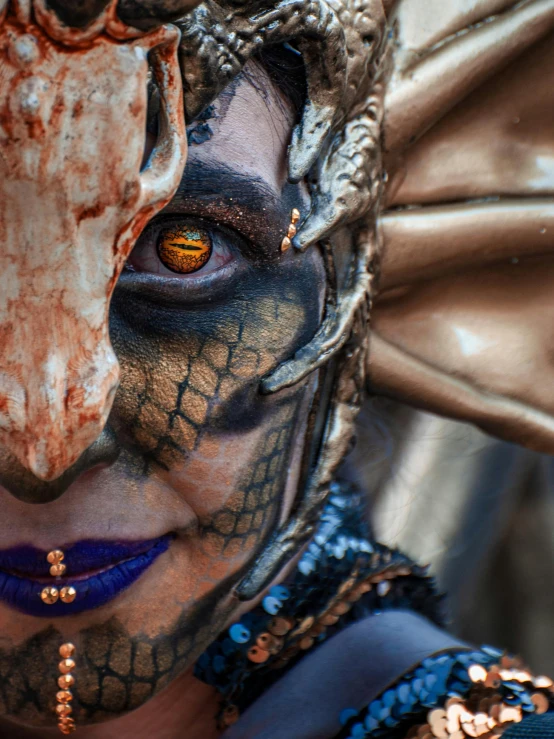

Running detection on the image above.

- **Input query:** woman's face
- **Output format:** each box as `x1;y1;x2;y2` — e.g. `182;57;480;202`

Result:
0;63;324;727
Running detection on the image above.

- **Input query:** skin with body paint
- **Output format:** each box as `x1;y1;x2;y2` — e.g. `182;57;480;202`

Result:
4;0;548;736
0;62;325;733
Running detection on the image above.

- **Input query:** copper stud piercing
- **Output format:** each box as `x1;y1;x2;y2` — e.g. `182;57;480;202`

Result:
41;550;77;605
48;549;67;577
56;643;76;734
60;586;77;604
281;208;300;252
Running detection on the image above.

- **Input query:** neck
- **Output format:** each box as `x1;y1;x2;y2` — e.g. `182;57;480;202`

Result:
2;669;222;739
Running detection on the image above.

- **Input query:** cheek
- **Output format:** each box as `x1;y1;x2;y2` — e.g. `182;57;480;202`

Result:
109;258;323;473
106;257;323;614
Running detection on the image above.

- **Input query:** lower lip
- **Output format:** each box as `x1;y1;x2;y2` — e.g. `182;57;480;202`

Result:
0;536;171;618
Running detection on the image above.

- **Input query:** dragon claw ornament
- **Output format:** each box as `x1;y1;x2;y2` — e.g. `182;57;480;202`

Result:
0;0;190;481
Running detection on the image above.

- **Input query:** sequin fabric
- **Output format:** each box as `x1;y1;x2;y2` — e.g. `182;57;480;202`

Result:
337;649;554;738
195;482;444;730
195;483;554;736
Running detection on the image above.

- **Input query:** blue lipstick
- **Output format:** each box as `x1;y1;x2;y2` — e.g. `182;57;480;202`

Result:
0;536;172;618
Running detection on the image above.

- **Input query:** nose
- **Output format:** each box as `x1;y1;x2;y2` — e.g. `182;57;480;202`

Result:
0;344;120;482
0;426;121;504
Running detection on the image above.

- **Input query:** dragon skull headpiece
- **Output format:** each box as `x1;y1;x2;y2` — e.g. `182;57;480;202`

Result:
0;0;193;480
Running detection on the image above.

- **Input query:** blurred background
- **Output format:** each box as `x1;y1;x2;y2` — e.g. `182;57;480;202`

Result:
345;399;554;675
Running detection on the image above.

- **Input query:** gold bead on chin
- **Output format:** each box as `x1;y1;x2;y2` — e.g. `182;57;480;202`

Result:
58;725;76;736
59;658;76;675
58;674;75;689
59;643;75;659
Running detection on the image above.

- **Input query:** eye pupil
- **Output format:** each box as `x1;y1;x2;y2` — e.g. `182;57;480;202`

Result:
157;227;212;274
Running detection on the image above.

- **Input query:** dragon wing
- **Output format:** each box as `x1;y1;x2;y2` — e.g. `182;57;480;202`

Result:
370;0;554;452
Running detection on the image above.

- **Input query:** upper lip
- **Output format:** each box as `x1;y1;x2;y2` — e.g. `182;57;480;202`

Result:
0;538;168;579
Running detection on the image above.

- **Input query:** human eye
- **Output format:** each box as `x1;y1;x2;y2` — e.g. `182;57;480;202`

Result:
126;217;234;279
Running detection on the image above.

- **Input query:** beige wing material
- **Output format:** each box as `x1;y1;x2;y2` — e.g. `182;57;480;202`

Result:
370;0;554;452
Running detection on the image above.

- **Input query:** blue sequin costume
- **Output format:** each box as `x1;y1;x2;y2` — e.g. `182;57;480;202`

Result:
195;484;554;738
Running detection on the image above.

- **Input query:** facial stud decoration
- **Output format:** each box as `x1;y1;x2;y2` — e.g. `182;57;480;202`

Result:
41;549;77;605
281;208;301;253
56;643;76;735
157;225;212;274
40;586;60;605
48;549;66;578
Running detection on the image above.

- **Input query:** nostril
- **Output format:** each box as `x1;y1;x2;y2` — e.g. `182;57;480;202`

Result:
0;426;120;504
45;0;112;28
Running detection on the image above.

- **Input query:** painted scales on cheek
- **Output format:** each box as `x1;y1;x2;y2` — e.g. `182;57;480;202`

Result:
0;0;189;481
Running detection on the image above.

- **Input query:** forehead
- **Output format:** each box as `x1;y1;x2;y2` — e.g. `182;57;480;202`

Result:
186;61;294;191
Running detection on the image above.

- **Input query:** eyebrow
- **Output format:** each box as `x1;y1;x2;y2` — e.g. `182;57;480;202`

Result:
161;160;296;256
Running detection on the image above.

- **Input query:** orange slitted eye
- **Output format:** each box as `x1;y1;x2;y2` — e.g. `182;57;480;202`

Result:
157;227;212;274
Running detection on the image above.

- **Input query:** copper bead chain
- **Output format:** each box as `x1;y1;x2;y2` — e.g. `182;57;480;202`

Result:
40;550;77;606
281;208;300;252
56;643;76;734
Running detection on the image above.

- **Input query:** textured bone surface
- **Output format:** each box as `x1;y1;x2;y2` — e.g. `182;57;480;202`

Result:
0;3;186;480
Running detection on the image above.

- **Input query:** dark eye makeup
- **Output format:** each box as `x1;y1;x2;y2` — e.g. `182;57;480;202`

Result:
119;216;252;308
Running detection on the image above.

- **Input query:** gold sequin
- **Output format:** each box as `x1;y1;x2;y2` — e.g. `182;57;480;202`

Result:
532;693;549;714
256;633;283;654
299;635;314;650
268;616;293;636
222;705;240;727
158;226;212;274
58;723;76;735
468;664;487;683
247;645;270;663
50;563;67;577
319;613;340;626
330;601;351;616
